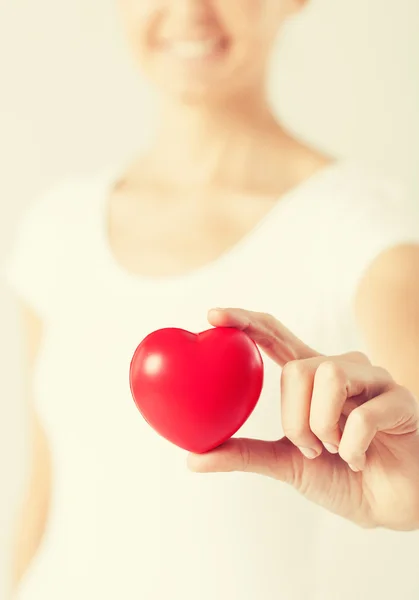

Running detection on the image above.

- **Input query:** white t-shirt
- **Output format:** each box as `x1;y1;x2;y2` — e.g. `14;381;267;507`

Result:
4;160;419;600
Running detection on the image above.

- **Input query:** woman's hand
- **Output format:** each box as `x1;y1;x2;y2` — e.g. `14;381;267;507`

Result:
188;308;419;531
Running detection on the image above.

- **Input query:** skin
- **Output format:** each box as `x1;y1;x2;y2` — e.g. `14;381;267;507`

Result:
188;308;419;531
110;0;326;280
12;306;51;588
13;0;419;587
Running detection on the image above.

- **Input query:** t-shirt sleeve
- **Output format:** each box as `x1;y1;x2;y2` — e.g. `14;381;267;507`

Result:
2;181;71;320
336;175;419;303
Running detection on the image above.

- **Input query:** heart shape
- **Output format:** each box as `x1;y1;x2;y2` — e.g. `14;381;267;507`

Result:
129;327;264;453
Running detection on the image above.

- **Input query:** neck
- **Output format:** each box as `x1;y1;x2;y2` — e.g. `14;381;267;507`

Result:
144;86;289;189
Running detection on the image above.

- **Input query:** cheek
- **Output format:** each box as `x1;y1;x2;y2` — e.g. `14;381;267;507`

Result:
118;1;160;61
216;0;261;31
215;0;282;49
119;0;159;16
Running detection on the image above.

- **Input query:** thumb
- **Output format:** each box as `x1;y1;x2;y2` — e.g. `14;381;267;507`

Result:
187;437;298;484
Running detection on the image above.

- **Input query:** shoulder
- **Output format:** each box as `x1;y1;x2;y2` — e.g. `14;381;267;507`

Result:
317;160;418;243
321;161;415;223
310;161;419;294
7;176;82;276
10;168;118;262
20;170;111;231
3;169;114;318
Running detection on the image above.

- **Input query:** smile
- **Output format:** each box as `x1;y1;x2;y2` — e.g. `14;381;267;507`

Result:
161;38;227;60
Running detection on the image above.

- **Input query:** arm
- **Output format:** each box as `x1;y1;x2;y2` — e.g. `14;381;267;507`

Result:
354;243;419;398
11;303;52;588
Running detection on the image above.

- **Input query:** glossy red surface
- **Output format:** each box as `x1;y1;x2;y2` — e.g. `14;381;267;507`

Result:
129;327;264;453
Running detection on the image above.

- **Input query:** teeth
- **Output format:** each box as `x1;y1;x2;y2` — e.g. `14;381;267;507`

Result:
167;39;221;59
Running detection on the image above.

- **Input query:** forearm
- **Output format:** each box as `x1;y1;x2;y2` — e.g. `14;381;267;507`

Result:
12;410;52;588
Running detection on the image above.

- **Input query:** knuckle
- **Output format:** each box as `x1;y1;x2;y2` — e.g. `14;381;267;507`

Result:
258;311;276;331
338;446;359;464
264;312;276;327
282;422;311;445
397;385;419;415
347;351;370;364
236;439;252;472
282;359;310;381
315;360;346;388
404;386;419;407
347;406;373;434
374;366;392;382
268;442;281;471
309;417;334;440
263;314;281;339
260;335;276;352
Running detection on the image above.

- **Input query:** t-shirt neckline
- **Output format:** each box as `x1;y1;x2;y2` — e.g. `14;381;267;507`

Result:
95;158;347;291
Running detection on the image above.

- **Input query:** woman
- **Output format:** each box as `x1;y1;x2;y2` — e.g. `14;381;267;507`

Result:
4;0;419;599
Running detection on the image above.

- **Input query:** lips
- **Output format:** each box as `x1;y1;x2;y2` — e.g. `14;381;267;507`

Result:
160;37;228;60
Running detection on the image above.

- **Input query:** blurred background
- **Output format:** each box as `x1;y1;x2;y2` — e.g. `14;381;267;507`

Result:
0;0;418;595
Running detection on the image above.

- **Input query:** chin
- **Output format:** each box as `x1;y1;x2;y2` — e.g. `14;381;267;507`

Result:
173;87;224;106
159;78;244;107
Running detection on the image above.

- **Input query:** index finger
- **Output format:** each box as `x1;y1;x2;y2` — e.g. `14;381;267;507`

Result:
207;307;320;366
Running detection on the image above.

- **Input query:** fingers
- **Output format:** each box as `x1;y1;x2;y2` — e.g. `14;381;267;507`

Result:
339;386;419;472
280;358;325;458
208;307;319;365
281;358;394;462
208;306;370;370
204;307;415;474
187;437;298;484
310;361;392;450
340;351;371;366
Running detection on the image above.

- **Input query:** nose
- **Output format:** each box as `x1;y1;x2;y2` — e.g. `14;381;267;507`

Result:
167;0;214;26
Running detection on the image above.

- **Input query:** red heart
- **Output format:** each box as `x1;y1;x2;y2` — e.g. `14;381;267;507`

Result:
129;327;264;453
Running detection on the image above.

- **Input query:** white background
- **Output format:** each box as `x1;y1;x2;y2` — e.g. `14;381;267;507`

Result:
0;0;418;596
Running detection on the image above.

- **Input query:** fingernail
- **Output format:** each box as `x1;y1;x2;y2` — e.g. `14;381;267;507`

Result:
324;443;339;454
298;447;320;460
348;463;360;473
